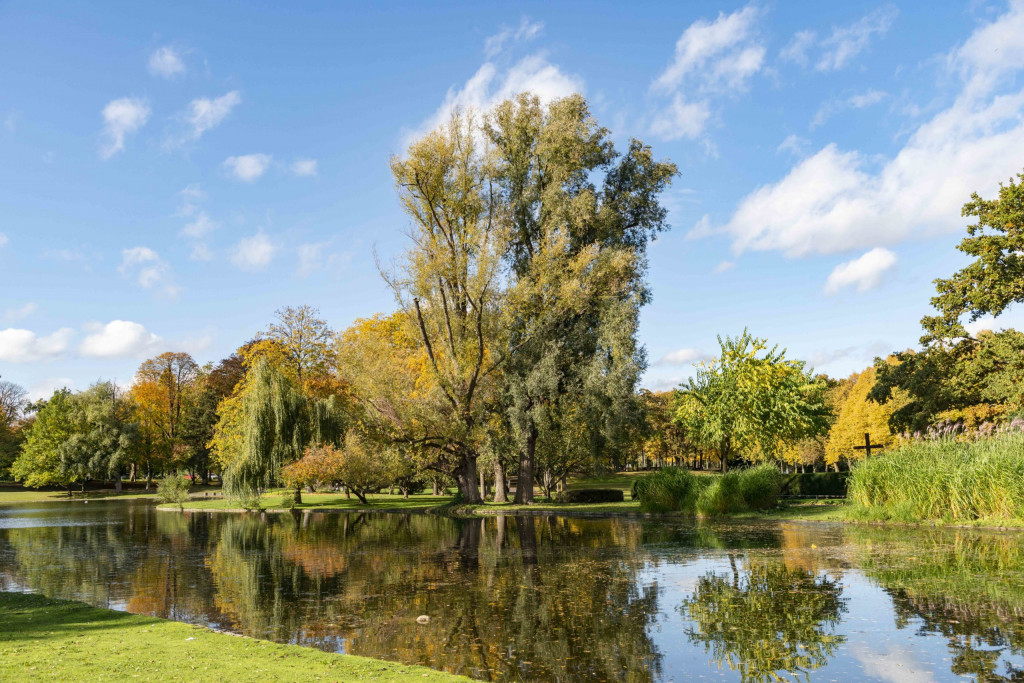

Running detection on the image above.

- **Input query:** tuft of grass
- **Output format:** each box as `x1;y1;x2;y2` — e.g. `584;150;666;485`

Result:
848;431;1024;523
0;591;468;682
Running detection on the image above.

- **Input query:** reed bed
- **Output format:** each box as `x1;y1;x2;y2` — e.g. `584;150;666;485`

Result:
848;432;1024;522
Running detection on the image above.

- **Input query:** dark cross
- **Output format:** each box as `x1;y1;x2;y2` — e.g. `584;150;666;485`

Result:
853;432;884;458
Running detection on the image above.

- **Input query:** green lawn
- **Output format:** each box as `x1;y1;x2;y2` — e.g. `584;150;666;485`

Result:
0;592;468;682
0;490;158;506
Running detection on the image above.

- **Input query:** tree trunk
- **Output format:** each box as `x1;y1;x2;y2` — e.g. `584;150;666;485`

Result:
479;468;489;500
146;464;153;491
294;486;302;505
129;463;136;483
493;459;508;503
456;452;483;504
432;479;439;496
354;490;368;505
514;423;537;505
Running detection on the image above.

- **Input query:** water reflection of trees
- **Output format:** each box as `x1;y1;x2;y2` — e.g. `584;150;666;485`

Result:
204;512;663;681
853;527;1024;682
680;555;846;683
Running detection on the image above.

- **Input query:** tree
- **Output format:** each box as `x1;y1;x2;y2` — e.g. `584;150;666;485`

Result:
130;352;200;486
259;305;336;385
179;354;246;483
674;331;829;471
382;110;506;503
824;366;905;469
56;382;138;492
221;357;345;504
485;93;676;503
12;389;78;491
871;329;1024;433
0;377;28;480
923;170;1024;341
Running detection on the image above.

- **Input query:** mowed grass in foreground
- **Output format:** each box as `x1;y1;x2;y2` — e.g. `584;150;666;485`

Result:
0;592;468;682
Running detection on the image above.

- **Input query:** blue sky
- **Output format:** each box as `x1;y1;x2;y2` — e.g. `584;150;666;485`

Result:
2;0;1024;398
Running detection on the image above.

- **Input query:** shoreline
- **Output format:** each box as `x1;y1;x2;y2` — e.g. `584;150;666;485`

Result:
154;498;1024;531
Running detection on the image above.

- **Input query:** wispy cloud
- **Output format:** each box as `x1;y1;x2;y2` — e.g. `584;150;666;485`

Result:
231;231;276;270
484;17;544;58
825;247;897;294
700;2;1024;257
100;97;150;159
649;5;764;143
781;6;897;72
148;46;185;78
811;89;886;128
223;153;271;181
4;302;37;322
291;158;318;176
119;246;179;297
654;347;710;366
166;91;241;147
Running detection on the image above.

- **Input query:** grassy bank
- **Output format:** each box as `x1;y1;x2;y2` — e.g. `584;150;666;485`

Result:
849;432;1024;524
0;490;157;506
0;592;467;682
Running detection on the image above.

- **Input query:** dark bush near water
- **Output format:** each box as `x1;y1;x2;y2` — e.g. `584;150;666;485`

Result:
556;489;624;503
781;472;849;497
632;465;783;515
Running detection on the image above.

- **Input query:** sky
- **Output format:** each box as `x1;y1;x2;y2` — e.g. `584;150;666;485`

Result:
2;0;1024;399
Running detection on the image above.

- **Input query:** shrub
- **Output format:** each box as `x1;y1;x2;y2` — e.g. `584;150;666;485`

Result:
632;468;701;513
556;489;624;504
849;431;1024;522
156;473;191;510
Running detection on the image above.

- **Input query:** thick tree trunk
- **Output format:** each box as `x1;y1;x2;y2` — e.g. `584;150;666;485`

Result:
294;487;302;505
114;477;122;493
493;459;508;503
479;468;489;500
146;465;153;491
432;479;439;496
514;423;537;505
456;453;483;504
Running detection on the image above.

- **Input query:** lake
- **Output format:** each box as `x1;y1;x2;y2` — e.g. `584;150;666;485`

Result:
1;500;1022;681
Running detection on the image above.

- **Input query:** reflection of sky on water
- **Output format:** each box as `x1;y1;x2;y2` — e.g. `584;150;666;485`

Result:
1;501;1022;682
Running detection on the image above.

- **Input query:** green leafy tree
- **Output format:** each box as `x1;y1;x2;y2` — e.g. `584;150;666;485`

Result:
259;305;337;385
924;170;1024;341
674;330;829;471
12;389;78;490
486;94;676;503
0;377;29;480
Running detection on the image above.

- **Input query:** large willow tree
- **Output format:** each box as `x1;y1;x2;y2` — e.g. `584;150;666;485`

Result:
222;357;345;504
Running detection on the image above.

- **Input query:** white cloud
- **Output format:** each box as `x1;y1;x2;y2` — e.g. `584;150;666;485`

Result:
811;89;886;128
166;91;241;147
148;46;185;78
181;211;216;238
291;158;318;176
817;6;897;71
655;348;710;366
653;5;762;93
119;247;179;296
190;242;213;262
714;260;735;273
0;232;8;248
776;133;810;157
223;153;272;181
413;54;583;142
28;378;76;402
649;94;710;141
825;247;897;294
649;5;764;142
176;183;205;217
231;232;276;270
707;2;1024;257
484;17;544;58
80;320;162;359
0;327;74;362
100;97;150;159
780;29;816;67
4;302;37;322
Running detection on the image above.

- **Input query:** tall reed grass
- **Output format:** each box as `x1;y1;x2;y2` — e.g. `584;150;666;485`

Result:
632;464;783;516
848;431;1024;522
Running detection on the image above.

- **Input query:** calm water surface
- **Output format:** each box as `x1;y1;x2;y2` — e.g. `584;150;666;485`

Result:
1;500;1023;682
